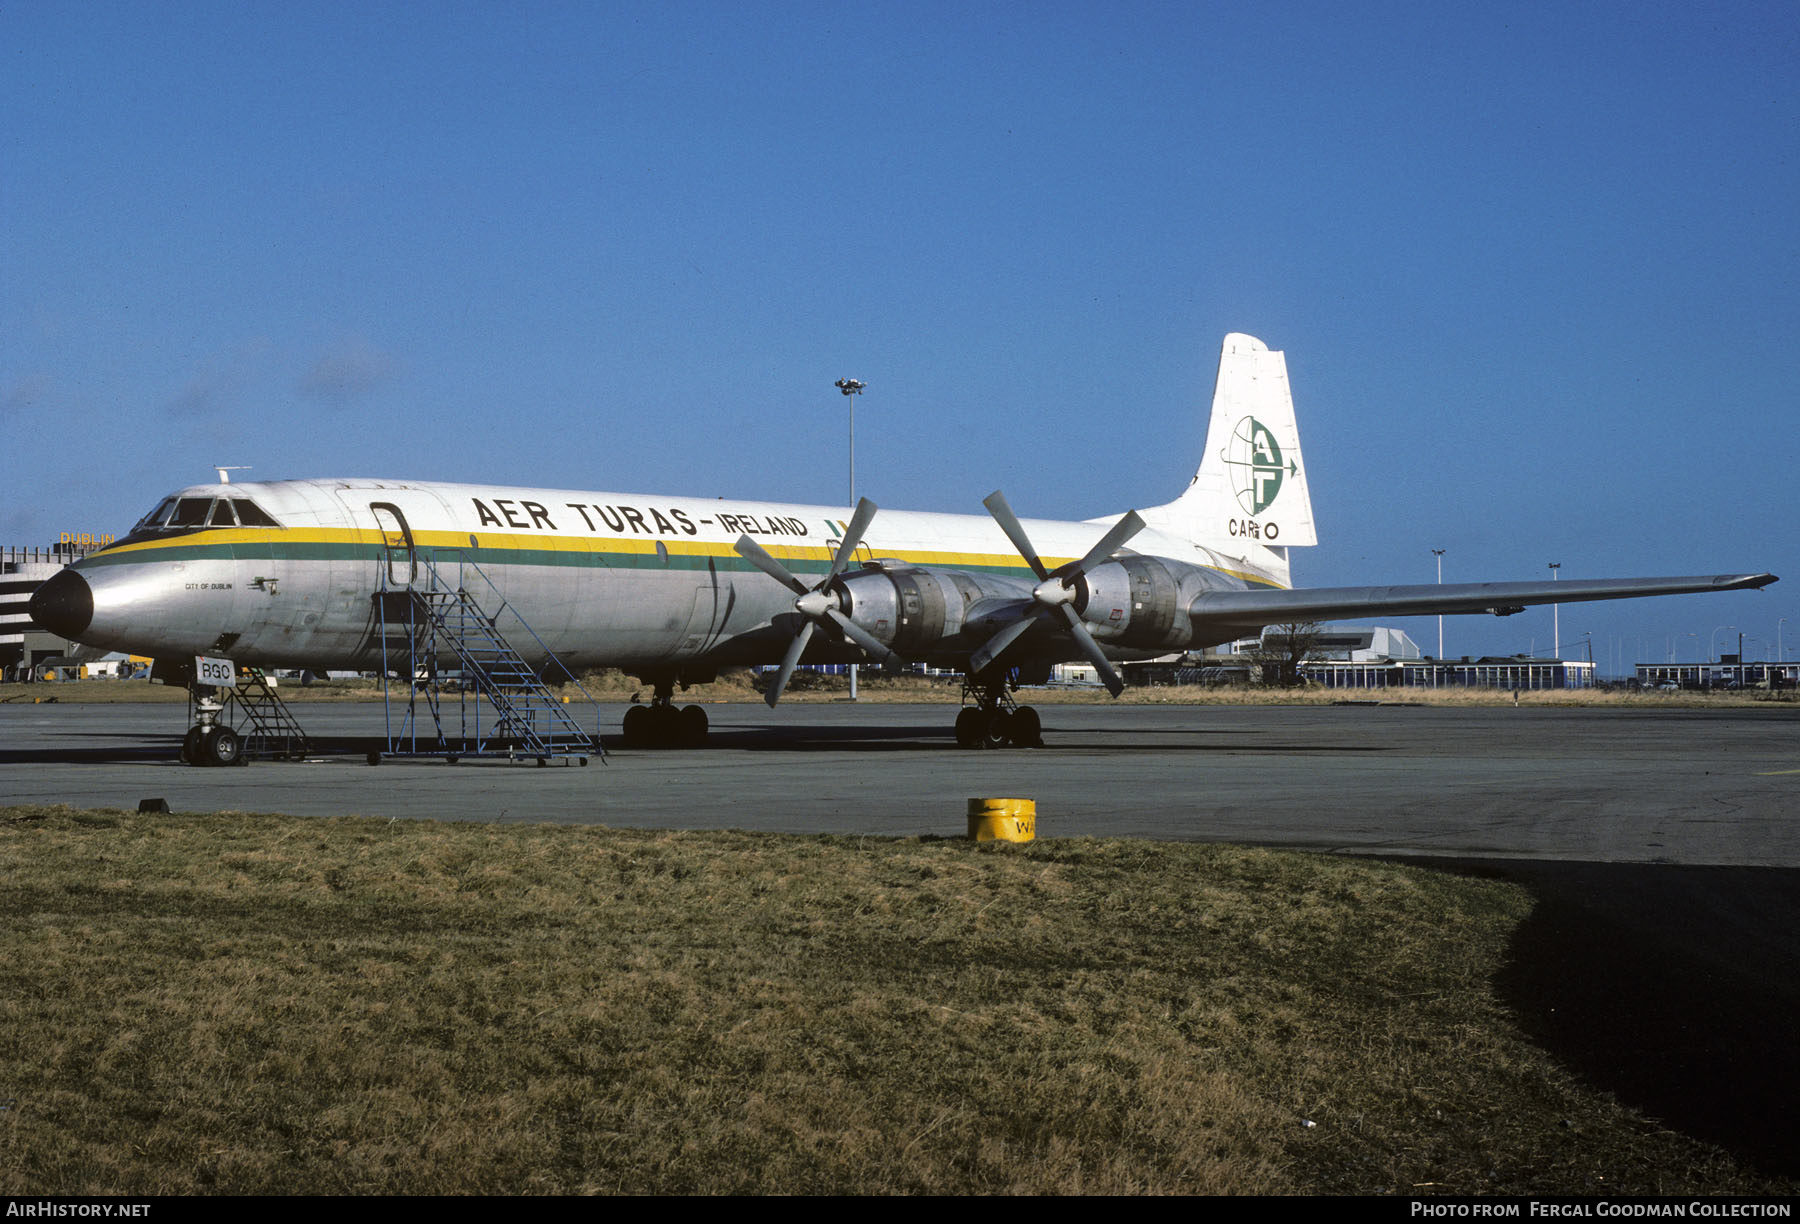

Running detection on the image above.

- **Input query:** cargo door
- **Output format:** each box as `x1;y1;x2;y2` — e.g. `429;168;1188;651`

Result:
370;502;416;588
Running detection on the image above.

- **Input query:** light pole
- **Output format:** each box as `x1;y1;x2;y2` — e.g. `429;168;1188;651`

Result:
1432;548;1445;660
835;378;865;699
1712;624;1737;663
1548;562;1560;659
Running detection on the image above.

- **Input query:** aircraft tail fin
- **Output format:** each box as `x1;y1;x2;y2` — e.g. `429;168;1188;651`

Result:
1140;333;1317;576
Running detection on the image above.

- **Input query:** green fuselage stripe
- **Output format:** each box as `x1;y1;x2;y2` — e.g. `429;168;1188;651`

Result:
78;532;1287;589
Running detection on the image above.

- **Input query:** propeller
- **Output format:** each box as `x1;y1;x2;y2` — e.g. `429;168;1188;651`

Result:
968;490;1146;697
735;497;897;707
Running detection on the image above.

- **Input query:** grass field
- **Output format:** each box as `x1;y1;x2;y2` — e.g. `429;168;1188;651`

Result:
4;671;1791;708
1;806;1786;1196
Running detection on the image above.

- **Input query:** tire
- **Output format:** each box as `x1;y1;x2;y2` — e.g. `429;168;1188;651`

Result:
1012;705;1042;747
622;704;650;747
982;709;1013;750
204;725;242;767
954;708;982;748
678;704;709;748
648;703;681;748
181;725;206;766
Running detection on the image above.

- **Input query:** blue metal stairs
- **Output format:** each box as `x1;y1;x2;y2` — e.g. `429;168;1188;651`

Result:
374;553;603;764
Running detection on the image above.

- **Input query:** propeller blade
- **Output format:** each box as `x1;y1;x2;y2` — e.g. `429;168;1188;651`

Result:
982;490;1049;580
1064;510;1147;580
826;608;896;665
1056;603;1126;697
735;536;811;596
764;620;816;708
827;497;880;582
969;611;1042;676
749;499;901;700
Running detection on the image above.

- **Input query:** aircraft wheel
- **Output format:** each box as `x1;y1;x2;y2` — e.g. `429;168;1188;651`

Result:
203;725;242;767
648;703;681;747
622;704;650;747
954;708;982;748
982;709;1013;750
181;725;207;766
1012;705;1042;748
678;704;709;748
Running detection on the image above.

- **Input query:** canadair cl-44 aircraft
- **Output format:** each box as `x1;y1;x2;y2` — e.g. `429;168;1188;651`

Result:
31;334;1776;754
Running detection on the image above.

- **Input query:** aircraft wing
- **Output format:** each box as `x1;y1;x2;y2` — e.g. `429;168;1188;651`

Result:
1188;572;1777;629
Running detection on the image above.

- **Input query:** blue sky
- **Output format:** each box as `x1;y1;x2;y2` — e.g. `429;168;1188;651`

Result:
5;2;1796;669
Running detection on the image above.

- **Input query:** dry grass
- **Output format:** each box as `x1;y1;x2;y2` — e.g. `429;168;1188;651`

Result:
7;672;1789;709
0;807;1781;1196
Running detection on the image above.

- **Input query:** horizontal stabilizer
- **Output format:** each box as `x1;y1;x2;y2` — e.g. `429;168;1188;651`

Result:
1190;573;1778;630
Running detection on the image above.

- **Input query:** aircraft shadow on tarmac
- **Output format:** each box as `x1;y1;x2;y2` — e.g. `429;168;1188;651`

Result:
0;726;1396;761
1426;858;1800;1181
709;724;1394;754
0;741;183;765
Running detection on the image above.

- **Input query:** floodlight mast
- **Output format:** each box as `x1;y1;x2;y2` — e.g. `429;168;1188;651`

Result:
1549;562;1561;659
835;378;866;700
1432;548;1445;659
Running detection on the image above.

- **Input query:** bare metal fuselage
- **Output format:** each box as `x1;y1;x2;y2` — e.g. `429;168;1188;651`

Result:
55;478;1274;674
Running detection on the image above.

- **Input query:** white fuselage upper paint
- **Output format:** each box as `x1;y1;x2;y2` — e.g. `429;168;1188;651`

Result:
67;476;1280;671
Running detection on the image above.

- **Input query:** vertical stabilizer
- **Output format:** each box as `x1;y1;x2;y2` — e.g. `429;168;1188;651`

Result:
1141;334;1317;572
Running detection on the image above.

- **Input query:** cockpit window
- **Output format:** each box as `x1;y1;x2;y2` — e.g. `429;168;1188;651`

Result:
134;498;178;531
233;499;279;527
169;498;213;527
127;493;284;535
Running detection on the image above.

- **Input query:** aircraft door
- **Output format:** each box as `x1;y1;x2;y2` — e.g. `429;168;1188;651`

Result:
370;502;416;588
677;569;735;658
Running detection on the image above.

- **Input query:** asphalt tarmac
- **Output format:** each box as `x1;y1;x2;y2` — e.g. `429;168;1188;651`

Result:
5;696;1799;1177
1;699;1794;865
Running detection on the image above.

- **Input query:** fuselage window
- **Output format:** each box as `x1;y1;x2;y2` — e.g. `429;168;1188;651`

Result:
234;499;279;527
207;500;239;527
170;498;213;527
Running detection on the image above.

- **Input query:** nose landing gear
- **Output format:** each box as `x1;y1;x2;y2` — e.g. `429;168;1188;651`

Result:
180;689;247;767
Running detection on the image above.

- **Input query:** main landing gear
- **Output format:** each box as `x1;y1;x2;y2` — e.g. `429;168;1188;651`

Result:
953;673;1043;750
620;674;710;749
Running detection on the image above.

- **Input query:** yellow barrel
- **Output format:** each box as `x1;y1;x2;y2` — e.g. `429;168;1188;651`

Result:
967;797;1036;843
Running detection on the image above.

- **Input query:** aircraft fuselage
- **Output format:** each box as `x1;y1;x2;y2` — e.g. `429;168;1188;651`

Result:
35;478;1277;676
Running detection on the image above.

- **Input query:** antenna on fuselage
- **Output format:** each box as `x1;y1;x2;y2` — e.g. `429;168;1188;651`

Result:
214;466;251;485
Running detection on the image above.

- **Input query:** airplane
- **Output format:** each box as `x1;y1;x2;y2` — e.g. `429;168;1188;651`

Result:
29;333;1776;763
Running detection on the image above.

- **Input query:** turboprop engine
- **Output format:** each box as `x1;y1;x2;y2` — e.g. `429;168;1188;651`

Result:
1053;552;1194;653
828;563;1036;661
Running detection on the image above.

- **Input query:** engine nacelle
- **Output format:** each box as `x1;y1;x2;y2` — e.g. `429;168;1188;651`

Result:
1072;555;1194;651
833;564;1029;660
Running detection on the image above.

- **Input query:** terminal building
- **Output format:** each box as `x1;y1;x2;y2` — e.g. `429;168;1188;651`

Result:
1636;657;1798;689
1118;625;1599;690
2;540;116;681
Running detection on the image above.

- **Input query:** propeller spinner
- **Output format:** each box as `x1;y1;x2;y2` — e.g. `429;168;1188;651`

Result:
734;497;897;707
968;490;1146;697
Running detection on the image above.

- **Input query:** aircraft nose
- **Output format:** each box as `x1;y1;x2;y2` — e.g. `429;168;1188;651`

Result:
29;569;94;640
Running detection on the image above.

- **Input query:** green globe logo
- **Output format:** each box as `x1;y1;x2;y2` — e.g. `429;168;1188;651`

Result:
1223;416;1294;515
